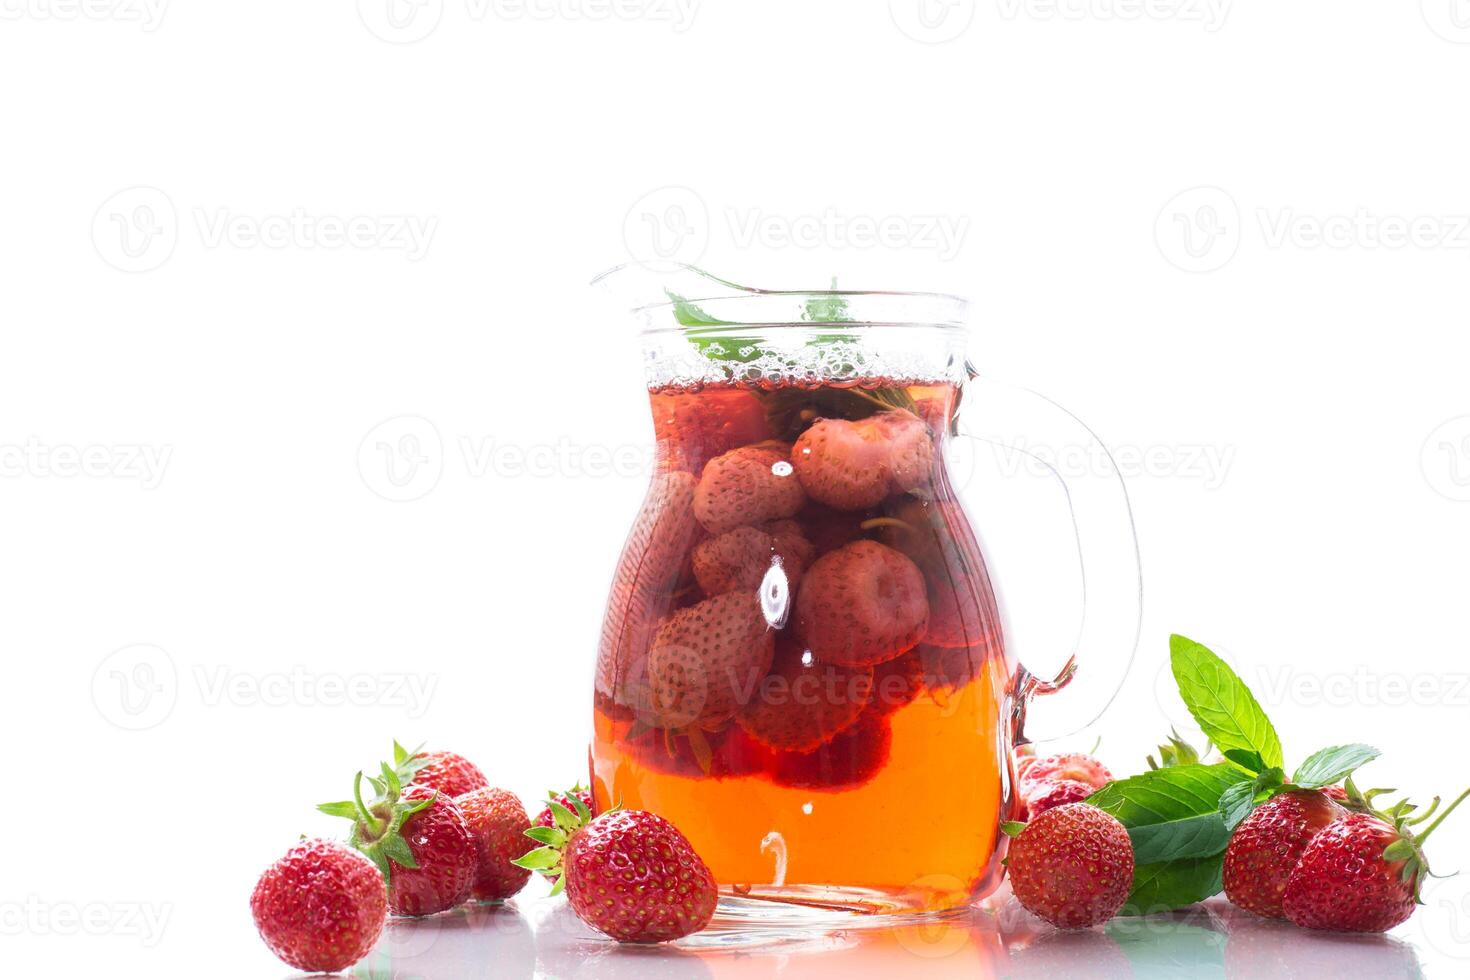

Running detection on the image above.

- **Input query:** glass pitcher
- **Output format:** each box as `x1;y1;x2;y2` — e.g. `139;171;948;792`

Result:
587;265;1141;918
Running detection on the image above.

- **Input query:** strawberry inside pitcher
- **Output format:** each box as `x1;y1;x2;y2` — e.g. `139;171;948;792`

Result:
590;379;1017;914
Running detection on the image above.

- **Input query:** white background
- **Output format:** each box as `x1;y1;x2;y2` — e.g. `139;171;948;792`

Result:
3;1;1469;976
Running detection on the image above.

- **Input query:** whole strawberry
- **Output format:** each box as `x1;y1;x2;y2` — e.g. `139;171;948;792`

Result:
250;838;386;973
1018;753;1112;798
320;765;478;917
1223;788;1347;919
514;795;717;943
1026;778;1097;817
457;787;533;902
1281;788;1467;933
1006;803;1134;928
393;740;489;798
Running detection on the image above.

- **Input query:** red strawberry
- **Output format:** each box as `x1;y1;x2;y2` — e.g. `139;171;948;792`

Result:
1018;753;1112;798
795;540;929;667
873;497;996;650
650;388;771;471
1007;803;1134;928
645;591;776;729
596;471;701;716
1026;779;1097;816
791;409;933;510
1321;785;1349;803
456;787;532;902
394;742;488;798
624;720;775;780
738;637;873;751
250;838;386;973
1223;789;1347;919
514;800;717;943
692;442;806;535
691;520;813;596
320;768;478;917
771;710;893;791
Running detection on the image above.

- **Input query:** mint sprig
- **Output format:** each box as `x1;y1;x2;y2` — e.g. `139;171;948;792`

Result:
1100;634;1386;914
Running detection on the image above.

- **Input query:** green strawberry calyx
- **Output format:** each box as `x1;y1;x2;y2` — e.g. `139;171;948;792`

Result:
1341;778;1470;903
511;790;614;897
317;762;436;885
390;739;433;784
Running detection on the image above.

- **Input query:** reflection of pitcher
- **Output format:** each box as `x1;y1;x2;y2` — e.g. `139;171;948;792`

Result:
588;266;1140;917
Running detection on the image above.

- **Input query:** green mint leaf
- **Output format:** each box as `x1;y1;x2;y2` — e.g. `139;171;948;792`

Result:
1118;855;1225;916
1292;744;1381;789
1218;781;1258;832
1170;635;1283;771
1086;763;1251;864
1223;749;1266;774
802;282;852;325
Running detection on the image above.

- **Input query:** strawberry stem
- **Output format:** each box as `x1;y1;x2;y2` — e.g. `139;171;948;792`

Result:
1411;788;1470;846
1406;796;1442;826
353;771;384;837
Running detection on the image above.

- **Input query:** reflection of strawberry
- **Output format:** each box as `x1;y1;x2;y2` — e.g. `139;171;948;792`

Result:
1007;803;1133;928
597;471;701;715
691;520;813;595
772;711;893;792
514;801;718;943
645;592;776;728
791;410;933;510
795;540;929;667
739;637;873;751
1223;789;1346;920
456;787;533;902
693;443;806;535
251;838;386;973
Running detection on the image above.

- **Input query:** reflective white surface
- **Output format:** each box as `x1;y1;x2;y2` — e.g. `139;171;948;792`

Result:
303;883;1456;979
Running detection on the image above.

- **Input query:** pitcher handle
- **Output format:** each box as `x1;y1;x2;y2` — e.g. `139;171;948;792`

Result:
954;377;1143;743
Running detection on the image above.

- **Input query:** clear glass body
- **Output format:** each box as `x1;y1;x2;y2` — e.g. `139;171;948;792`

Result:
589;315;1024;915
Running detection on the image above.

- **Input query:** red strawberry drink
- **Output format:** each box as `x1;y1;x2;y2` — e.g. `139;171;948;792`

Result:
592;365;1013;913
